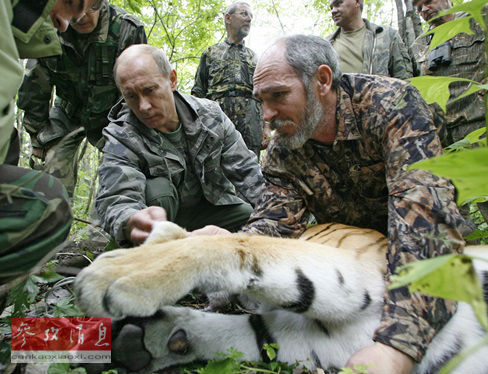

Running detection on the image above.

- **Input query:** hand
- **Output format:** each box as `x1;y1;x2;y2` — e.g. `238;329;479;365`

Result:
346;342;414;374
188;225;231;237
261;122;272;150
126;207;167;245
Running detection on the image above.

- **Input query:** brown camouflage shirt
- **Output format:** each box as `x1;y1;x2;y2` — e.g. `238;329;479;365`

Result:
243;74;468;361
412;14;486;145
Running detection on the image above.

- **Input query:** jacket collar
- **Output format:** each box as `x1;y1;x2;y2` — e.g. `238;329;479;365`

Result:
330;18;383;40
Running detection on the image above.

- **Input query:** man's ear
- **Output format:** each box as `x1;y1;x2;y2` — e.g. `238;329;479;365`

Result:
169;69;178;91
316;65;333;97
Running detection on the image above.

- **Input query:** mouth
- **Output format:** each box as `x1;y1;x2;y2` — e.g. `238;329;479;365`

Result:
332;14;341;22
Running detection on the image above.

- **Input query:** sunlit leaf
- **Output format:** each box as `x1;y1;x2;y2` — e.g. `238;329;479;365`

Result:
437;0;488;31
408;76;482;112
389;254;488;330
424;17;474;51
408;147;488;204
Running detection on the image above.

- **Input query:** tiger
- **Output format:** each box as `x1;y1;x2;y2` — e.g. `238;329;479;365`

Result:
74;221;488;374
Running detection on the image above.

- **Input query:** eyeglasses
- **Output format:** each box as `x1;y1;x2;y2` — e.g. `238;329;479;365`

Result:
71;0;104;24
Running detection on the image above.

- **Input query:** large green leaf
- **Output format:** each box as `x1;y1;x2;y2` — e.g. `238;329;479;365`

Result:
389;254;488;331
408;147;488;205
408;76;482;112
425;16;474;51
438;0;488;31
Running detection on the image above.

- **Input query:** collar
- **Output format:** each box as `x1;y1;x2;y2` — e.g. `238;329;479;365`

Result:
225;38;245;47
334;76;362;141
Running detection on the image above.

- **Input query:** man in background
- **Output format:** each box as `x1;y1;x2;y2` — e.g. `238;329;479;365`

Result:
96;44;263;247
328;0;413;78
18;0;147;196
192;1;267;158
1;0;100;286
412;0;487;223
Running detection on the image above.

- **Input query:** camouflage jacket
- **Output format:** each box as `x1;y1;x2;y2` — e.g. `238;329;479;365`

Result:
1;0;61;164
243;74;468;362
412;14;485;142
191;39;257;99
17;1;146;148
96;92;263;244
329;19;413;79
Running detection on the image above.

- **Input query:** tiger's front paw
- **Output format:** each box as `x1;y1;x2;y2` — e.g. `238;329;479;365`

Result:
74;249;166;318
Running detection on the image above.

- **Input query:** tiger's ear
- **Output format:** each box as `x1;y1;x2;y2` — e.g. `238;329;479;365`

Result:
167;329;191;355
144;221;188;245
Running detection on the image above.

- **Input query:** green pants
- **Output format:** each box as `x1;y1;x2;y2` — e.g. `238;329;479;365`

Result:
0;165;72;283
146;176;253;232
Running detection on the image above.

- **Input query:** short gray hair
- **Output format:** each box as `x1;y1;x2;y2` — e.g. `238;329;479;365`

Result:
114;44;172;86
225;1;250;15
281;35;342;89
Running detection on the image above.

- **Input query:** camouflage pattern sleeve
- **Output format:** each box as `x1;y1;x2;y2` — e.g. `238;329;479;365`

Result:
191;50;209;98
218;108;264;207
242;141;310;237
372;84;466;361
17;59;53;147
117;13;147;53
389;31;414;79
95;127;148;246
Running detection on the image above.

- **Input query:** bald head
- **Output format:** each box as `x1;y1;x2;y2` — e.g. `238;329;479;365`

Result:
114;44;173;88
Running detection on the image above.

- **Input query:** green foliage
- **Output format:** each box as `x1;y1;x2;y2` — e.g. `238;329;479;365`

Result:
48;363;87;374
408;76;483;112
390;254;488;330
338;364;371;374
445;127;487;152
408;147;488;205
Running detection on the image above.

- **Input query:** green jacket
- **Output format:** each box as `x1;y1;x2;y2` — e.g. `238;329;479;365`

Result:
411;14;485;144
17;1;146;148
1;0;61;164
328;19;413;79
96;92;263;244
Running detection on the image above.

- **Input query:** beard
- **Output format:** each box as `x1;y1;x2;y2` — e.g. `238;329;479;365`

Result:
271;87;325;150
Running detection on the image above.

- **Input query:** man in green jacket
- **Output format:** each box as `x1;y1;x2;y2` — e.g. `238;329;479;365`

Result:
18;0;147;196
412;0;487;223
328;0;413;78
191;2;265;158
0;0;98;285
96;44;263;246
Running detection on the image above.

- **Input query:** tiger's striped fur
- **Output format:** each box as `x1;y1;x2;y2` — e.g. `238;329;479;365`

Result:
75;221;488;373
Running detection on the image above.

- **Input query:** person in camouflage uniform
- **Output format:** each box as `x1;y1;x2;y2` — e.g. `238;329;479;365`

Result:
17;0;147;197
412;0;488;223
412;0;485;146
0;0;102;286
191;1;265;158
328;0;413;78
96;44;263;247
240;35;467;373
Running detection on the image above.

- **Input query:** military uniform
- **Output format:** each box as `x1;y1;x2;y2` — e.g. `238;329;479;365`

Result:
17;0;147;196
329;19;413;79
1;0;71;283
191;40;263;157
243;74;468;362
96;92;263;246
412;15;485;145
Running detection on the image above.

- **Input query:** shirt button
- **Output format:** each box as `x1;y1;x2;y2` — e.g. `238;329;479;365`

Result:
44;35;51;44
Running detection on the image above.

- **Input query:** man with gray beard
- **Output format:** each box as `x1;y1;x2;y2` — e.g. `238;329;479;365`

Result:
106;35;468;374
239;34;467;373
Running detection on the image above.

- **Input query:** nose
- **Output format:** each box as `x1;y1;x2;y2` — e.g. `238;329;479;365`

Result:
263;103;278;123
139;97;151;112
50;13;70;32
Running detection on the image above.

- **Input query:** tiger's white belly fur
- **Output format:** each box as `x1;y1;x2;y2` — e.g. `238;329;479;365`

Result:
75;222;488;374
